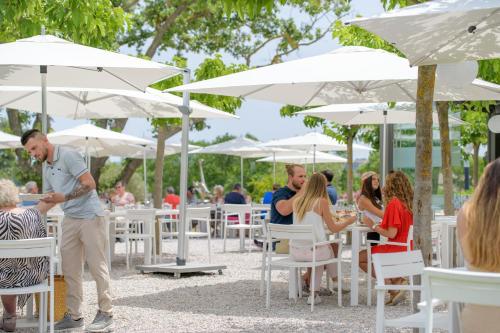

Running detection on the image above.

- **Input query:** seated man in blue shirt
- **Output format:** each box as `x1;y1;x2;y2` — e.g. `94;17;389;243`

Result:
224;183;246;204
321;169;337;205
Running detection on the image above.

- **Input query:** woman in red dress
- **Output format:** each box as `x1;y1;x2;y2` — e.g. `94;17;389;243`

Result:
359;170;414;304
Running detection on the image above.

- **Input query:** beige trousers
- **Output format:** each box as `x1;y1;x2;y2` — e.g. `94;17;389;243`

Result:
61;216;112;318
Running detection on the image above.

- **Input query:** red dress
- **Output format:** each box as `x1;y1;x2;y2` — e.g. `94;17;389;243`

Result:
371;197;413;254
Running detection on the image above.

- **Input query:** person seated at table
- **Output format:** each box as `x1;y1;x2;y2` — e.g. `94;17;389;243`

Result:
291;173;356;305
357;171;383;246
457;157;500;333
320;169;337;205
112;181;135;207
211;185;224;205
262;183;280;204
19;180;40;207
186;186;198;205
0;179;52;332
163;186;180;209
224;183;246;204
359;170;414;306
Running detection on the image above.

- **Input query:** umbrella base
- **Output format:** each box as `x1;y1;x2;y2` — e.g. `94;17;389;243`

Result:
135;262;226;279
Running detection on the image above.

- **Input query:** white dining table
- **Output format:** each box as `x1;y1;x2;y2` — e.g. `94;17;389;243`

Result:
346;224;372;306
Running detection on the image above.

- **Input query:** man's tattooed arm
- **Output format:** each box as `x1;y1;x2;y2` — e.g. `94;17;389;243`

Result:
64;183;92;201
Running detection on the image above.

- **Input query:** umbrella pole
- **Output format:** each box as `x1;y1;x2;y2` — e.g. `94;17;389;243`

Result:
177;69;191;266
273;152;276;184
240;156;244;188
382;110;388;185
313;144;316;172
143;146;147;205
85;137;90;170
41;64;48;226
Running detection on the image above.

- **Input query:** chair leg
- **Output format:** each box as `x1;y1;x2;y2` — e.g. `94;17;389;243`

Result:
260;243;266;296
248;228;252;254
376;290;385;333
266;255;272;308
297;268;302;299
49;288;54;333
38;293;44;333
338;260;342;307
367;246;372;306
125;237;130;270
223;223;227;253
311;266;316;312
207;225;212;264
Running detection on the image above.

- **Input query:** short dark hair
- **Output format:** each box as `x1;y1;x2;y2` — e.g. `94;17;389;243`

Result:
233;183;242;190
166;186;175;194
21;129;43;146
321;169;334;183
272;183;281;191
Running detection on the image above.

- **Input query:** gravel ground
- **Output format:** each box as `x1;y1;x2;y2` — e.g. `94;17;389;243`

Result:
11;239;424;333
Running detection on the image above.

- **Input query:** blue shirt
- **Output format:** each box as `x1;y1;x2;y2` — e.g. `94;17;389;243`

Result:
44;145;104;219
271;186;296;225
262;191;273;204
224;191;246;204
326;184;338;205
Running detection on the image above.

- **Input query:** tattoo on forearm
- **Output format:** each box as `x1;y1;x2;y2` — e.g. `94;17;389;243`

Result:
65;184;92;201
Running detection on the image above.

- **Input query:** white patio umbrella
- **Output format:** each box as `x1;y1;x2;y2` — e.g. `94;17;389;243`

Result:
0;86;236;119
261;132;372;172
0;34;181;133
257;151;347;164
190;137;291;187
0;131;21;149
168;46;495;106
299;102;464;181
347;0;500;66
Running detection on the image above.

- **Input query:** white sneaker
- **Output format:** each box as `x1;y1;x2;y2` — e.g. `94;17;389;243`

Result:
307;295;322;305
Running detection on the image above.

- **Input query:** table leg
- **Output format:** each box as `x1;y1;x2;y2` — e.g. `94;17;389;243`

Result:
144;221;151;265
350;229;360;306
240;229;245;252
440;222;450;268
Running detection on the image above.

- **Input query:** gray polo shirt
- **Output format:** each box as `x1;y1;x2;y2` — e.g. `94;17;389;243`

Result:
43;145;104;219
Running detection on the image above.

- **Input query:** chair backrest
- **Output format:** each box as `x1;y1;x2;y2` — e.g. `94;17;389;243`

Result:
126;209;156;223
372;250;424;286
223;204;252;215
0;237;56;259
186;207;211;220
406;225;414;248
423;267;500;307
267;223;314;242
252;203;271;210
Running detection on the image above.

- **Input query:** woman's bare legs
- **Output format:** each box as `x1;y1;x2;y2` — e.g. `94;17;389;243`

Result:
1;295;16;315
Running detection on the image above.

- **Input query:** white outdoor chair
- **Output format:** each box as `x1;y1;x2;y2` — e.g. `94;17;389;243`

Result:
423;267;500;333
223;204;263;253
111;209;156;270
372;250;448;333
430;222;442;267
0;237;57;333
265;223;343;312
366;225;414;306
159;207;212;263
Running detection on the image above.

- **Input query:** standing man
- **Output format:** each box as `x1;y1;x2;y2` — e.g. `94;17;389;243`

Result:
321;169;338;205
21;129;113;332
270;164;306;225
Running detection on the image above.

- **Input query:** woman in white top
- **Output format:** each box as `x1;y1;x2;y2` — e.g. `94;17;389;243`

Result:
291;173;356;304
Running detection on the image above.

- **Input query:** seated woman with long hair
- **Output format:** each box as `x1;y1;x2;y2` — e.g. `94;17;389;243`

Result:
457;157;500;333
357;171;384;246
0;179;52;332
291;173;356;305
359;170;414;305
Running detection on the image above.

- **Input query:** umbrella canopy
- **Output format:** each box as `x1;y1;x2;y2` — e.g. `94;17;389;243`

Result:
48;124;153;158
347;0;500;66
0;86;237;120
298;102;465;125
0;35;180;90
168;46;495;106
0;130;21;149
261;132;372;152
257;151;347;164
90;142;201;159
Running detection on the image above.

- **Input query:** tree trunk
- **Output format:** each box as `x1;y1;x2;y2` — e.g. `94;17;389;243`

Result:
153;124;168;209
6;108;38;174
473;144;480;187
117;158;143;186
414;65;436;267
347;133;353;203
436;101;454;215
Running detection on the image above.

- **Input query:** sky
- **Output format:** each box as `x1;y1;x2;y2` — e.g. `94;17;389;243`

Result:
50;0;385;159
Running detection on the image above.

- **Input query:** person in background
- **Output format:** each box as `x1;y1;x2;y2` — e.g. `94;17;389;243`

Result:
0;179;52;332
163;186;180;209
271;164;306;225
320;170;337;205
224;183;246;204
291;173;356;305
262;183;280;204
21;129;113;332
186;186;198;205
457;157;500;333
211;185;224;205
357;171;383;248
20;180;39;207
359;170;414;306
112;181;135;207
